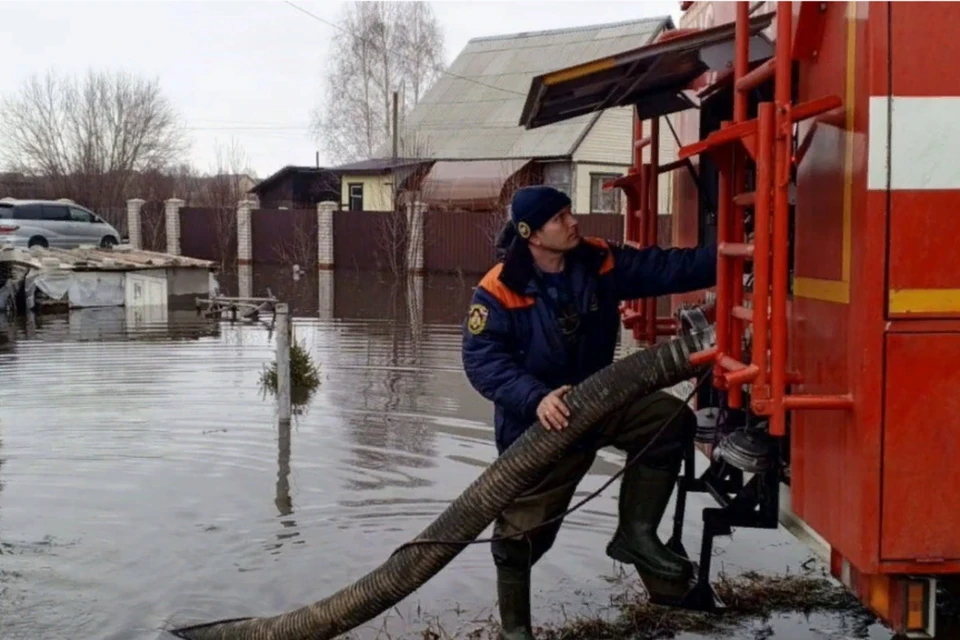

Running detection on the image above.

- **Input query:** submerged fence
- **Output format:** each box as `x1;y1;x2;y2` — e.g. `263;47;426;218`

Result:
127;199;673;276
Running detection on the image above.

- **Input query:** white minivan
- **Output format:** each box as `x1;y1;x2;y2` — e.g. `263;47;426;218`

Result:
0;199;122;249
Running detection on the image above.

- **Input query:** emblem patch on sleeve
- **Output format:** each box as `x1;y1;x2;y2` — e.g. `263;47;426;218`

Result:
467;303;489;335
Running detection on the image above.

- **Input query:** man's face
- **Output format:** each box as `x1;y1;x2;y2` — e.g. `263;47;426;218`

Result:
531;206;580;252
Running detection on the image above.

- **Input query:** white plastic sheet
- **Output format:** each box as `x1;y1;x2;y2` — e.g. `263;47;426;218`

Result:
25;270;126;309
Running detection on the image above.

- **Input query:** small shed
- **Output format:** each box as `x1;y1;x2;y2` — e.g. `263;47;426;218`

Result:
248;166;341;209
328;157;433;212
0;245;216;313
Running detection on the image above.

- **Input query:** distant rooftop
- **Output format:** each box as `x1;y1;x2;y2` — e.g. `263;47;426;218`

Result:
467;17;675;44
249;165;336;195
329;157;431;174
383;15;673;161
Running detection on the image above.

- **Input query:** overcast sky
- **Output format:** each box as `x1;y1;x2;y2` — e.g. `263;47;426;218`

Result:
4;0;681;179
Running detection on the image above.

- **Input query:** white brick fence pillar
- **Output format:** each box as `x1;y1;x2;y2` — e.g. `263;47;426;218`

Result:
405;200;426;275
237;199;256;265
317;270;334;320
164;198;184;255
126;198;144;249
238;263;253;299
317;200;337;270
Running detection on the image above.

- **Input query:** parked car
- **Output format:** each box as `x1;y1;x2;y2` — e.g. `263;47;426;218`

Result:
0;199;122;249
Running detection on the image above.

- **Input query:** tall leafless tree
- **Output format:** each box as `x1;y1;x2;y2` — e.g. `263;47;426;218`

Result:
0;69;188;219
372;134;436;278
312;1;445;164
195;138;257;268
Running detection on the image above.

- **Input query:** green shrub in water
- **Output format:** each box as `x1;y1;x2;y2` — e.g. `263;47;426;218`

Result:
260;338;321;403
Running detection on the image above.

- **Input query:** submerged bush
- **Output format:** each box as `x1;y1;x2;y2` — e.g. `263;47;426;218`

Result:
260;337;321;404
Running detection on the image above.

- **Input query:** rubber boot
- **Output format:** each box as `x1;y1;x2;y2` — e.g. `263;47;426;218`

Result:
606;461;694;584
496;566;536;640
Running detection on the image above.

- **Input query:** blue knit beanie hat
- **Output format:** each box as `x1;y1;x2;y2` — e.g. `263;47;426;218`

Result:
510;185;571;240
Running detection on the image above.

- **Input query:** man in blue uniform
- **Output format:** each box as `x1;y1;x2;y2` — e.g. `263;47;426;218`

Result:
462;185;717;639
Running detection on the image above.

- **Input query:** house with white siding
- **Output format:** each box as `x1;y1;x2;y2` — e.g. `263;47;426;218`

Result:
345;16;678;217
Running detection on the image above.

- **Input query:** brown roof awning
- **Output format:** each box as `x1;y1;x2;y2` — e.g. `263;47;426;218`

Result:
419;159;532;209
518;11;775;129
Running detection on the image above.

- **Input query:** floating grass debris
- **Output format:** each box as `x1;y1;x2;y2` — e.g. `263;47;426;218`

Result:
382;568;876;640
531;569;873;640
259;337;321;405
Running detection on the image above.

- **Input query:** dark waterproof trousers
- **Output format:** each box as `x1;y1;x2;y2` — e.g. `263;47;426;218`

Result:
490;390;696;571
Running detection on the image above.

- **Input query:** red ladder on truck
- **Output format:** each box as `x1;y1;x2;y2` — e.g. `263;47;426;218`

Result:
679;1;853;435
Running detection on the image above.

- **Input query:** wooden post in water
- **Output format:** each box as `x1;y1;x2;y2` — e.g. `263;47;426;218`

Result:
276;303;291;423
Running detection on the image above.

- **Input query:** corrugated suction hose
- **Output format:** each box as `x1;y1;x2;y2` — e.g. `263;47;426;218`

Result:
169;327;715;640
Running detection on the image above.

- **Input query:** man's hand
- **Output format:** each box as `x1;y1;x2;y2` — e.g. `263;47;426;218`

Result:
537;385;572;431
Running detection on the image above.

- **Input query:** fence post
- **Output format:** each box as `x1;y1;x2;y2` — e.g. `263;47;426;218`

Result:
164;198;184;255
317;200;337;271
238;263;253;299
318;270;334;320
126;198;144;249
406;271;424;357
237;199;255;265
405;200;426;275
276;302;291;423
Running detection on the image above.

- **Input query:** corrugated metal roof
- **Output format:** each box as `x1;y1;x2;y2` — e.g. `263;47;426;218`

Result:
383;16;672;161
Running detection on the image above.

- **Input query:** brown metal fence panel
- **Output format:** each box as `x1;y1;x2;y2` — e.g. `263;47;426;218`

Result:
576;214;673;248
423;210;503;275
140;203;166;252
333;210;406;273
179;207;236;264
251;208;318;267
418;212;674;275
576;214;624;243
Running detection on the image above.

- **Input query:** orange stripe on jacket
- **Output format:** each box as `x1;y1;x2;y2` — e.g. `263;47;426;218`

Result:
581;236;615;275
479;263;535;309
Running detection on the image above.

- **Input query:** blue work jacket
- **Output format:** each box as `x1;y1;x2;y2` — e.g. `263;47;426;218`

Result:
461;236;717;454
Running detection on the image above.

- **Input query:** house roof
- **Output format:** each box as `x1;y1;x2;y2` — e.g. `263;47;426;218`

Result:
249;165;337;195
389;16;673;161
329;157;432;174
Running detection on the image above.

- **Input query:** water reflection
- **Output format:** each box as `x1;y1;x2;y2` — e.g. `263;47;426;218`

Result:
275;419;292;517
268;418;300;555
336;323;437;493
2;307;220;345
216;265;474;325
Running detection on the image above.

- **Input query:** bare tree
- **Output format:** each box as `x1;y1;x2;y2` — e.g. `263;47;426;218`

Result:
193;138;257;268
273;215;317;269
0;69;188;218
372;135;437;278
375;209;408;277
311;1;445;164
199;138;256;207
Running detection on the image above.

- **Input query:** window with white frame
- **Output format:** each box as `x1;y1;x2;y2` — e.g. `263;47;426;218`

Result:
542;162;572;198
348;183;363;211
589;173;622;213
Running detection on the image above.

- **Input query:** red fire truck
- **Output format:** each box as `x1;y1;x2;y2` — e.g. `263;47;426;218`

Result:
519;2;959;636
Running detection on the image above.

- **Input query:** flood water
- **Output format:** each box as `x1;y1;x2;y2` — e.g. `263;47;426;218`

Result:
0;267;895;639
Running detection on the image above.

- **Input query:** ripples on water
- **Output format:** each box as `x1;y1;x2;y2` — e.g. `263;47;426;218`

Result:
0;270;893;639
